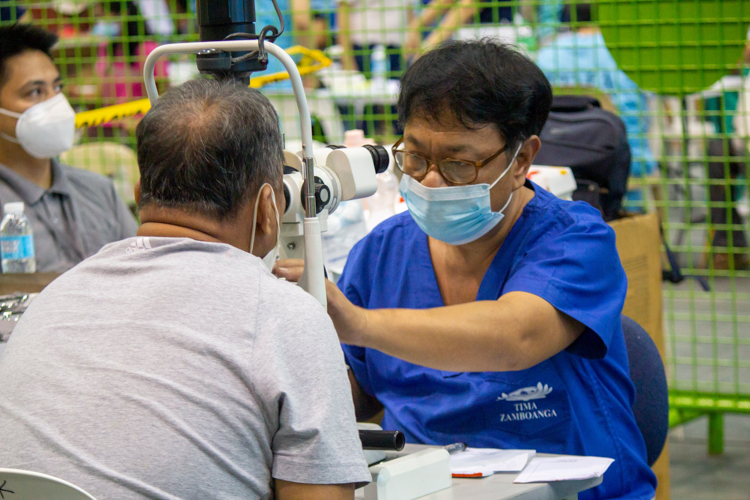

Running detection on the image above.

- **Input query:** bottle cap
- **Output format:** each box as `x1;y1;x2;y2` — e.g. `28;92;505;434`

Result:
3;202;24;215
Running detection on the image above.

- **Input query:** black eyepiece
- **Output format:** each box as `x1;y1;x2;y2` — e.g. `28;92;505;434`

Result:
359;430;406;451
363;144;390;174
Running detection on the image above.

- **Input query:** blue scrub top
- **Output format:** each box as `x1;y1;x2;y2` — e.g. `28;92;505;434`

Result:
338;181;657;500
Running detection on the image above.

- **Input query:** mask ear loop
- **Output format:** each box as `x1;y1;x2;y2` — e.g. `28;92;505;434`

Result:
0;131;19;144
249;183;280;257
0;108;22;119
0;108;22;144
489;142;524;190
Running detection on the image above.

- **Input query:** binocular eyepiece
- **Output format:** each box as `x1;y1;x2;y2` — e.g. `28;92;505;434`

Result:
282;144;391;217
363;144;390;175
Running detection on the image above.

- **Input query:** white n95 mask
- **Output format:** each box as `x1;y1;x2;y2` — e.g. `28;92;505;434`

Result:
249;183;281;272
0;93;76;159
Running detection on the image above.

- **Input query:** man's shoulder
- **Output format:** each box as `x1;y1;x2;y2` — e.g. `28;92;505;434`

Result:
56;162;124;207
58;162;113;183
514;184;617;257
58;163;117;192
256;269;331;323
524;184;609;232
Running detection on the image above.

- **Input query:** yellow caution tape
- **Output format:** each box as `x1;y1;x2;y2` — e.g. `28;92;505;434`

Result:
74;45;332;129
75;99;151;128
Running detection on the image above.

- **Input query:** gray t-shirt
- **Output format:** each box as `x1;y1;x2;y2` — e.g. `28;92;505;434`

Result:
0;237;371;499
0;159;139;273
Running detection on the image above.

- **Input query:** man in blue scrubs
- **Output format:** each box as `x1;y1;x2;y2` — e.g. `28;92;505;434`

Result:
277;39;657;499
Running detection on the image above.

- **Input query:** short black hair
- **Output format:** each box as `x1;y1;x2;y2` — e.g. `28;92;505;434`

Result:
398;40;552;148
136;79;284;220
0;24;58;88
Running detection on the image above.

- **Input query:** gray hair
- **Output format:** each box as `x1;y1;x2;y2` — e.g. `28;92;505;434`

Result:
136;78;284;220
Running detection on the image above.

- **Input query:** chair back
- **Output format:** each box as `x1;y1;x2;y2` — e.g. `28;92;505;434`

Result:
621;315;669;466
0;469;96;499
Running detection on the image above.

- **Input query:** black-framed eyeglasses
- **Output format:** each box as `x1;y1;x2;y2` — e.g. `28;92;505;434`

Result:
391;137;510;185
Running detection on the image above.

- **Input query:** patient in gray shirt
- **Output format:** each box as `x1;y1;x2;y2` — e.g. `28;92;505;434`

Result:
0;79;371;499
0;236;370;499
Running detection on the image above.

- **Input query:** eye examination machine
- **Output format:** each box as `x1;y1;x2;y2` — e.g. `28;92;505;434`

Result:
141;1;453;498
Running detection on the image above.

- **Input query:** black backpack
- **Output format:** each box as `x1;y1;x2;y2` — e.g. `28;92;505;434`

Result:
534;95;631;221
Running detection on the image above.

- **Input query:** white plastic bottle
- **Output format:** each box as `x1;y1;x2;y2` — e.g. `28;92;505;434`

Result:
0;202;36;274
366;165;399;232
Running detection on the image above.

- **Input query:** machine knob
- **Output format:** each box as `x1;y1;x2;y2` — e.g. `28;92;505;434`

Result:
301;176;330;215
315;183;331;210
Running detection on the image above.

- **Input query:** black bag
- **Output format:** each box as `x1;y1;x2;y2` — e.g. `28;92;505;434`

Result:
534;95;631;221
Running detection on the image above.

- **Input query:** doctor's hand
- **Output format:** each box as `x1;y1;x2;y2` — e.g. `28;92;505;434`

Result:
273;259;369;345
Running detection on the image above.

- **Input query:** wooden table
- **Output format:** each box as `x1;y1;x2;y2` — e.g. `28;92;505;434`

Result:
0;273;60;295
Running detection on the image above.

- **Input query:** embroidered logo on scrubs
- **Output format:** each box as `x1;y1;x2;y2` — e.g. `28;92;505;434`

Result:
494;382;560;424
483;370;571;439
125;237;152;254
497;382;552;402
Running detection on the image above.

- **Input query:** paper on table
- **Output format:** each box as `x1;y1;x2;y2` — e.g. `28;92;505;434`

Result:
514;456;614;483
450;448;536;478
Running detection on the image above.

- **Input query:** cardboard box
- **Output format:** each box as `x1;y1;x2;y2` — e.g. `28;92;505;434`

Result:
609;212;670;500
609;213;665;357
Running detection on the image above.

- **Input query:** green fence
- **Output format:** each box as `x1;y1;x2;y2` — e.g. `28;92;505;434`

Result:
1;0;749;453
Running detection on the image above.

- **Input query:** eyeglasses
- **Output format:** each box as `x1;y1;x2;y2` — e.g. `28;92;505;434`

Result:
391;137;510;185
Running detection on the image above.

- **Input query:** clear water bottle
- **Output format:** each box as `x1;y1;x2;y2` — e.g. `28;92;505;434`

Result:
371;44;388;83
1;202;36;274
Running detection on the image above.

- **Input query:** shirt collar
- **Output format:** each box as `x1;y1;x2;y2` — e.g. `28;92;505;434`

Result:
0;158;70;204
48;159;72;197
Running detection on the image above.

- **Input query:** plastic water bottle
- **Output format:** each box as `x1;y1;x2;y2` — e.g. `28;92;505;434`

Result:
1;202;36;274
371;44;388;83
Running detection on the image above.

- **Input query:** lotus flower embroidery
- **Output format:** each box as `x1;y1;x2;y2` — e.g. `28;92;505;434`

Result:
498;382;553;402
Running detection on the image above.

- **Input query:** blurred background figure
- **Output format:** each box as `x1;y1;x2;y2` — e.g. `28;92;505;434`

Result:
404;0;564;58
0;0;26;22
536;3;657;210
337;0;416;77
94;0;173;106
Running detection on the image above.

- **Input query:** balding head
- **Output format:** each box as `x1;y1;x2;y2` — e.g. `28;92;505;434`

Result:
136;78;284;220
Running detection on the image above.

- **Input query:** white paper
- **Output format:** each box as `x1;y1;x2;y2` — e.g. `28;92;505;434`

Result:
450;448;536;477
514;456;615;483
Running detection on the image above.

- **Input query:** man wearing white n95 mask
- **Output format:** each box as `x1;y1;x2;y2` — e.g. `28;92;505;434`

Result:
0;24;137;273
0;78;371;500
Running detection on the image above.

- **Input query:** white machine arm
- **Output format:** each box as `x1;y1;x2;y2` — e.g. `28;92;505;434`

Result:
143;41;327;307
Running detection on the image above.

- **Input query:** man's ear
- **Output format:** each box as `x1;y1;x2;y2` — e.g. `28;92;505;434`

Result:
512;136;541;189
257;184;277;236
134;180;141;205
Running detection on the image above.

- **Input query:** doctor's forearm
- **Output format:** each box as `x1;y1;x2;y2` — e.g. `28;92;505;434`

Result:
360;303;528;372
334;292;583;373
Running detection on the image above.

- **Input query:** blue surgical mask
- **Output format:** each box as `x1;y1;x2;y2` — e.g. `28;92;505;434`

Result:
399;143;522;245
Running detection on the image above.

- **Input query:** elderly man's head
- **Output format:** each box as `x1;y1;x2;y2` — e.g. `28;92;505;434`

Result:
135;79;285;257
137;78;283;219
